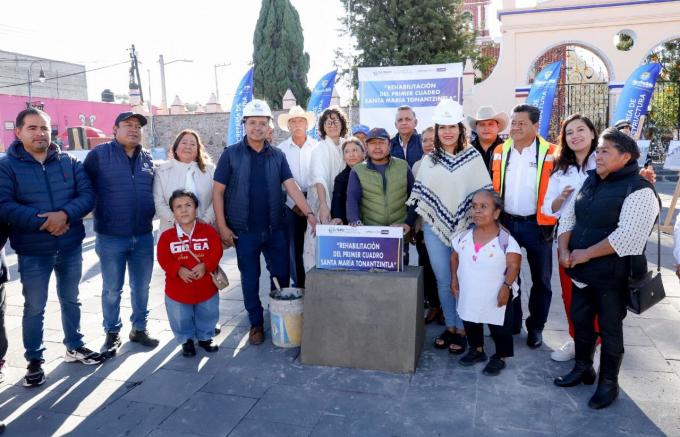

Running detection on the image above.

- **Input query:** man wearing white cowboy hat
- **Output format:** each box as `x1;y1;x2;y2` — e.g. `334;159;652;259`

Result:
467;106;509;175
277;106;318;288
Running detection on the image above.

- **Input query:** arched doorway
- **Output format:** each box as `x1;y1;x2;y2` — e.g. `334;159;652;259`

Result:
644;37;680;162
528;44;610;141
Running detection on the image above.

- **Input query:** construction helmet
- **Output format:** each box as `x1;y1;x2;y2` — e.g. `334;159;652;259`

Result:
242;99;273;120
432;99;465;126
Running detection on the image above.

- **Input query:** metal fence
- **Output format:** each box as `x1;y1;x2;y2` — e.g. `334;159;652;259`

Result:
646;81;680;163
544;82;610;143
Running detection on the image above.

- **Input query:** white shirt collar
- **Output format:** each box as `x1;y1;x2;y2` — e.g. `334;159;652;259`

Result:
175;221;196;239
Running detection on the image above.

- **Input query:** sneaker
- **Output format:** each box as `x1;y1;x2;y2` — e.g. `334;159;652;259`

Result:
550;340;575;362
23;359;45;387
198;339;219;353
182;340;196;357
101;332;122;358
65;347;104;365
459;348;488;367
482;355;506;376
0;360;5;382
129;330;159;348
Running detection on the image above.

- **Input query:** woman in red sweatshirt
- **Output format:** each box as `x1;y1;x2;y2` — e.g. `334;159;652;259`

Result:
157;189;224;357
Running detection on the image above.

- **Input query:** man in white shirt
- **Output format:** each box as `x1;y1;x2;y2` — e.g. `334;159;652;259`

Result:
491;104;558;349
277;106;317;288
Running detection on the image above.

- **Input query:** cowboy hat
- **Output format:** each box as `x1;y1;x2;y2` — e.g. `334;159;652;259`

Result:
466;106;509;132
277;106;316;131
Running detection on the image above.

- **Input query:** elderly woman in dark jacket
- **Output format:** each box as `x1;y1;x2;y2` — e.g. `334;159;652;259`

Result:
554;127;659;409
330;138;365;225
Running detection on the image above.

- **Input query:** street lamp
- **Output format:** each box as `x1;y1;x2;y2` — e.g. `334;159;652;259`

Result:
158;55;193;110
27;60;46;108
214;62;230;103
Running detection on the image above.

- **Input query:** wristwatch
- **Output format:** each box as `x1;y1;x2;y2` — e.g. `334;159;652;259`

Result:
503;281;512;288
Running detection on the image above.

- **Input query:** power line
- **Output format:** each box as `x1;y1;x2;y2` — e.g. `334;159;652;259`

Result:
0;60;129;90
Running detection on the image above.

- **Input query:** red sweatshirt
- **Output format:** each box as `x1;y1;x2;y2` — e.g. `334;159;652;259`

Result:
157;222;224;304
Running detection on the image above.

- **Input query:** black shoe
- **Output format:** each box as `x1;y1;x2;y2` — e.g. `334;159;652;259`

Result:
65;347;104;365
459;349;487;367
23;359;45;387
101;332;122;357
198;340;219;353
527;330;543;349
588;379;619;409
182;340;196;357
554;361;597;387
483;356;506;376
0;420;5;434
129;330;159;348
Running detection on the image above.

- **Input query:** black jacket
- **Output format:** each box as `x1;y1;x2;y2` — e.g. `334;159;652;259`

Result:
331;166;352;224
471;136;503;176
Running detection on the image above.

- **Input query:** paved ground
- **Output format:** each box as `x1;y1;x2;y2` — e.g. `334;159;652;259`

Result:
1;182;680;436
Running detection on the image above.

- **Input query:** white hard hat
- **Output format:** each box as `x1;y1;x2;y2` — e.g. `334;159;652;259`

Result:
432;99;465;125
242;99;273;120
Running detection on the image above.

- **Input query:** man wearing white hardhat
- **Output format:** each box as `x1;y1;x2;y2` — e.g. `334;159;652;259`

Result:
277;106;318;288
491;104;557;350
213;99;317;346
467;106;509;175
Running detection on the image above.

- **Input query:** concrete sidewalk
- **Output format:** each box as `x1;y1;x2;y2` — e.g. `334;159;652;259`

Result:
1;186;680;435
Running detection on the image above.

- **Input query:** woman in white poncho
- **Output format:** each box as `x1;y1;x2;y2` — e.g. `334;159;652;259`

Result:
405;99;492;355
302;107;349;270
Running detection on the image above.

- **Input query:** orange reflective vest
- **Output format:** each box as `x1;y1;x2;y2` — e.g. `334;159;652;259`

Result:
491;136;557;226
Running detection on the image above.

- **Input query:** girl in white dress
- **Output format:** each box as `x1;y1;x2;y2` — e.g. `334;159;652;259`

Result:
451;189;521;376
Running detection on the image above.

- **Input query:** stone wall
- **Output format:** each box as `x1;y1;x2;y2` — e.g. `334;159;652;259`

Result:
145;107;360;162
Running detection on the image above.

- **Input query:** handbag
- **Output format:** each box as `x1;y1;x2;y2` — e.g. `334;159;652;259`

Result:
186;248;229;290
627;191;665;314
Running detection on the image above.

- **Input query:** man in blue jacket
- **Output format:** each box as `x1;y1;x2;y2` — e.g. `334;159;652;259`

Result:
0;108;101;388
213;99;316;346
84;112;158;357
390;105;423;168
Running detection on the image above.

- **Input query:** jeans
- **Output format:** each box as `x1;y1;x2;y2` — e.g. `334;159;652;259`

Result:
165;294;219;344
502;218;553;333
234;228;290;327
423;223;463;330
284;208;307;288
96;232;154;333
18;246;84;361
0;283;8;360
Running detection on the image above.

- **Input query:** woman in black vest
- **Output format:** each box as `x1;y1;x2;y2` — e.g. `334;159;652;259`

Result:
554;128;659;409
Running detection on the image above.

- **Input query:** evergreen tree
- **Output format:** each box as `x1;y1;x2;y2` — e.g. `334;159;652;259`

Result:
253;0;311;109
337;0;483;86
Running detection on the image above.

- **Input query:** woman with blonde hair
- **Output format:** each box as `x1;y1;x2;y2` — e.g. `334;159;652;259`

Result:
154;129;216;233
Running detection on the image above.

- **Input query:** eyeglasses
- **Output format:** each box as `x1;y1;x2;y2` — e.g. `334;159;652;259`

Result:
616;125;631;131
324;120;340;127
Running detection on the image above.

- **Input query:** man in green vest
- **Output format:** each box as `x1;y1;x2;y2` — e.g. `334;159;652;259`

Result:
346;127;414;235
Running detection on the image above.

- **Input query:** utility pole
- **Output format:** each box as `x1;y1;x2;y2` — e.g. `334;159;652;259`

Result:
214;62;230;102
159;54;167;110
128;44;144;103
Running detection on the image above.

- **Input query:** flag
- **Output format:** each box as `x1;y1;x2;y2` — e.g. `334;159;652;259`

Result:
612;63;662;136
227;67;254;145
307;70;337;139
526;61;562;138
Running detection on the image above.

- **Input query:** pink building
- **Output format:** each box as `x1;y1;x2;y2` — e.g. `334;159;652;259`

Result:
0;94;133;152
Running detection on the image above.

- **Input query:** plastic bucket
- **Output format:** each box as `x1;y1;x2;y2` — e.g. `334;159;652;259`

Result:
269;288;304;348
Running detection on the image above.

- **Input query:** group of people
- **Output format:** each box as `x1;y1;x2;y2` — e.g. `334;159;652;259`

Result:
0;93;663;414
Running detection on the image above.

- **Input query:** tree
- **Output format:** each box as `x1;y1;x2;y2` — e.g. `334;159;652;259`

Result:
337;0;481;86
253;0;311;109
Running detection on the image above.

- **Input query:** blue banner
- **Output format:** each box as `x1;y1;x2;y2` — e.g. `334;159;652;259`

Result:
526;61;562;138
612;63;662;136
227;67;254;145
307;70;337;139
